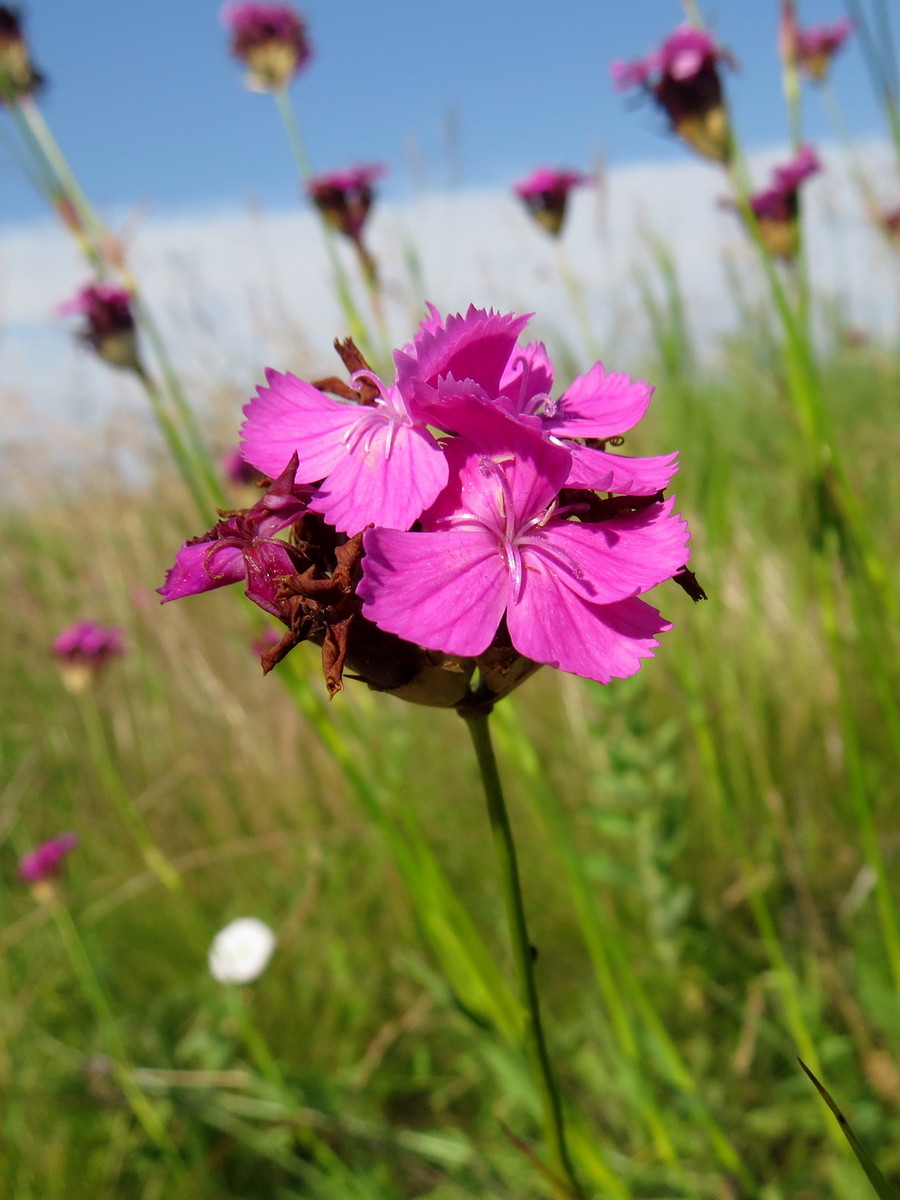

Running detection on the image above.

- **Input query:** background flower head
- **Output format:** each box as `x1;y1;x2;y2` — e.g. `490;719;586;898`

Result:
308;164;385;242
0;5;43;102
513;167;590;236
611;25;733;163
19;834;78;892
53;621;125;693
221;2;310;91
57;283;140;371
208;917;276;983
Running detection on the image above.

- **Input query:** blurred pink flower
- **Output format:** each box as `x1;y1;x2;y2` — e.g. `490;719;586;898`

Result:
54;621;125;692
222;447;264;487
747;145;820;259
58;283;140;371
308;164;386;241
513;167;590;236
0;5;43;102
19;834;78;885
611;25;733;163
221;2;310;90
791;17;853;81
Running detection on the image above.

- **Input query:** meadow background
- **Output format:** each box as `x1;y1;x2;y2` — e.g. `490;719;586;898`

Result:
2;1;900;1197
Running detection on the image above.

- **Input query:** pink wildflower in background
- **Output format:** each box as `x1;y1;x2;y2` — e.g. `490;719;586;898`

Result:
165;305;697;698
513;167;590;237
0;5;43;101
54;621;124;693
19;834;77;886
612;25;733;164
782;14;852;82
221;2;310;91
747;145;820;259
308;165;385;242
222;446;264;487
58;283;140;371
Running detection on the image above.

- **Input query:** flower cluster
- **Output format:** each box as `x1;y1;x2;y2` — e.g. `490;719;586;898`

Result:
513;168;590;237
612;26;733;164
221;2;311;91
0;6;43;102
54;621;125;692
58;283;140;371
747;145;820;259
208;917;276;984
161;307;695;706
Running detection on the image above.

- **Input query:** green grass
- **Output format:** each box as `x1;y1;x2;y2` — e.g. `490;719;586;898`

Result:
2;328;900;1198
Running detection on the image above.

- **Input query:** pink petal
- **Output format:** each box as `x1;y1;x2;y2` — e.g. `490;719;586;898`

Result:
524;499;689;606
395;306;532;399
312;420;449;534
241;369;358;482
159;540;246;601
244;540;298;615
508;582;672;684
500;341;554;406
553;363;654;438
420;407;570;530
566;444;679;494
359;527;508;656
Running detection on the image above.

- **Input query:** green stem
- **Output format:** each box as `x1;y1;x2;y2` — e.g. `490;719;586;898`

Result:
51;901;189;1177
272;86;376;362
76;692;184;897
461;707;582;1200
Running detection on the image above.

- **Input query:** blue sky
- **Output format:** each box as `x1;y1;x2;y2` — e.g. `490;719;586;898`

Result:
1;0;891;226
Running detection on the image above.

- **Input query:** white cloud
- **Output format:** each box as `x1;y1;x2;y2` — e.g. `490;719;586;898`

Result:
0;140;896;443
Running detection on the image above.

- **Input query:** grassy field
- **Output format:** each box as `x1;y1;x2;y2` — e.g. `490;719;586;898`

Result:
3;314;900;1198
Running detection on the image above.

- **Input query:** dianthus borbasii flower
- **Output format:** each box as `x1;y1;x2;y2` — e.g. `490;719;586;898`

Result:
612;25;733;164
165;306;697;701
221;2;311;91
0;5;43;103
359;406;688;684
57;282;140;371
782;13;853;83
513;167;590;237
54;621;124;693
747;144;820;260
308;164;385;242
19;833;78;886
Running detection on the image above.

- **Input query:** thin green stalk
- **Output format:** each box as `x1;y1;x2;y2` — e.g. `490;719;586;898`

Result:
50;901;189;1178
132;363;214;523
75;692;184;897
272;86;376;361
462;707;583;1200
490;701;754;1189
815;554;900;999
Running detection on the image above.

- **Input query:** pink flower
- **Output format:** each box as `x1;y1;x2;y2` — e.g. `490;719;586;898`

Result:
222;446;263;486
513;167;590;236
175;305;693;697
308;164;386;241
221;2;310;90
793;17;853;81
54;621;125;692
399;306;678;495
359;408;689;685
158;456;310;614
19;834;78;885
746;145;820;258
0;5;43;102
611;25;733;163
58;283;140;370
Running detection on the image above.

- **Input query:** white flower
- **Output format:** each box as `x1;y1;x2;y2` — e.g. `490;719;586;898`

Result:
208;917;276;984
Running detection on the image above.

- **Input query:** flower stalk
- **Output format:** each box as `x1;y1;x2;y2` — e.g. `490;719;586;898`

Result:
461;704;583;1200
